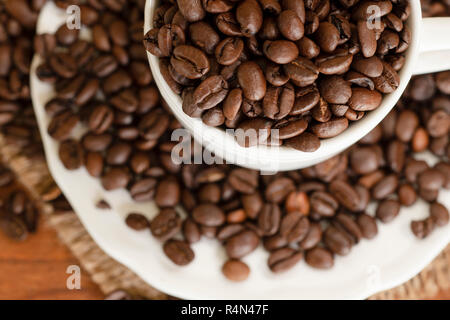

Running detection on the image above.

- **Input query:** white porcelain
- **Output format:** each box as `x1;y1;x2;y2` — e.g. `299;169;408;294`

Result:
145;0;450;172
30;2;450;300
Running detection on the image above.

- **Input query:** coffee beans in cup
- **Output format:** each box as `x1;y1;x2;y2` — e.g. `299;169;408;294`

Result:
145;0;411;151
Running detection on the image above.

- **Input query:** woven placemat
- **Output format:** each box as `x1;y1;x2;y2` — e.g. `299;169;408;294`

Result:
0;135;448;300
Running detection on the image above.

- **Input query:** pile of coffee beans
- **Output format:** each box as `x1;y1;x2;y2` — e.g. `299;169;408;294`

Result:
0;164;40;241
33;0;448;282
144;0;411;151
421;0;450;16
0;0;46;160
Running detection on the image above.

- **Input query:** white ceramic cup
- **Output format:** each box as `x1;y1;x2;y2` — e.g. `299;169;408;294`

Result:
145;0;450;172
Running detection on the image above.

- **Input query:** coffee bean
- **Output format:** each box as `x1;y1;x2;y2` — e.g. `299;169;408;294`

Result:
311;117;349;138
268;247;303;273
258;203;281;236
305;247;334;269
225;229;259;259
59;139;83;170
125;212;149;231
96;200;111;210
284;132;320;152
150;208;182;241
228;169;259;194
265;177;295;203
171;45;210;79
236;0;263;36
329;180;361;212
193;204;226;227
241;193;263;219
163;240;195;266
101;167;130;191
411;218;434;239
324;225;353;256
418;169;445;191
376;199;400;223
278;10;304;41
310;191;338;217
280;211;310;243
222;259;250;281
129;178;157;202
47;110;79;141
430;202;449;227
183;218;201;244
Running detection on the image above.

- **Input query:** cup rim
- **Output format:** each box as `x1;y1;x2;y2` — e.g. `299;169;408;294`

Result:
144;0;423;171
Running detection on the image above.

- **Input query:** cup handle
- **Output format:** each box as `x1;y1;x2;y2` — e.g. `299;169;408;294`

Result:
415;17;450;75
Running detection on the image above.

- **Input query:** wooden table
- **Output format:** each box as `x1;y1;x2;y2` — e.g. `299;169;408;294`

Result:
0;216;103;300
0;216;448;300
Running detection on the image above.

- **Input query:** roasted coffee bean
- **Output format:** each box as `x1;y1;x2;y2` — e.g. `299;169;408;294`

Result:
398;183;417;206
101;167;130;191
426;110;449;138
311;117;349;138
350;147;378;175
49;52;77;78
430;202;449;227
265;177;295;203
236;0;263;36
47;110;79;141
376;199;400;223
258;203;281;236
225;229;259;259
163;240;195;266
411;218;435;239
228;169;259;194
319;76;352;105
278;10;304;41
82;133;112;152
155;177;180;208
215;37;244;66
284;57;318;87
237;61;266;101
171;45;210;79
150;208;182;241
125;212;149;231
222;259;250;281
396;110;419;142
59;139;83;170
284;132;320;152
372;174;398;200
418;169;445;191
241;193;263;219
334;213;362;243
323;225;352;256
305;247;334;269
285;191;310;215
310;191;338;217
268;247;303;273
194;75;229;110
129;178;157;202
280;211;310;243
274;117;308;140
329;180;360;212
193;204;226;227
263;85;295;120
183;218;201;244
139;109;170;140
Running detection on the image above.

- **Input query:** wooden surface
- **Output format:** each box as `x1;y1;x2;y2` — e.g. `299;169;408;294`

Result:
0;215;448;300
0;215;104;300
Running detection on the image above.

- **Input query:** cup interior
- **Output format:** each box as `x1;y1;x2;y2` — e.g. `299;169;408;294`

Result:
144;0;423;171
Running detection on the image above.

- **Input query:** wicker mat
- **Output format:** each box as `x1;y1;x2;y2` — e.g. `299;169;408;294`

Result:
0;135;448;300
